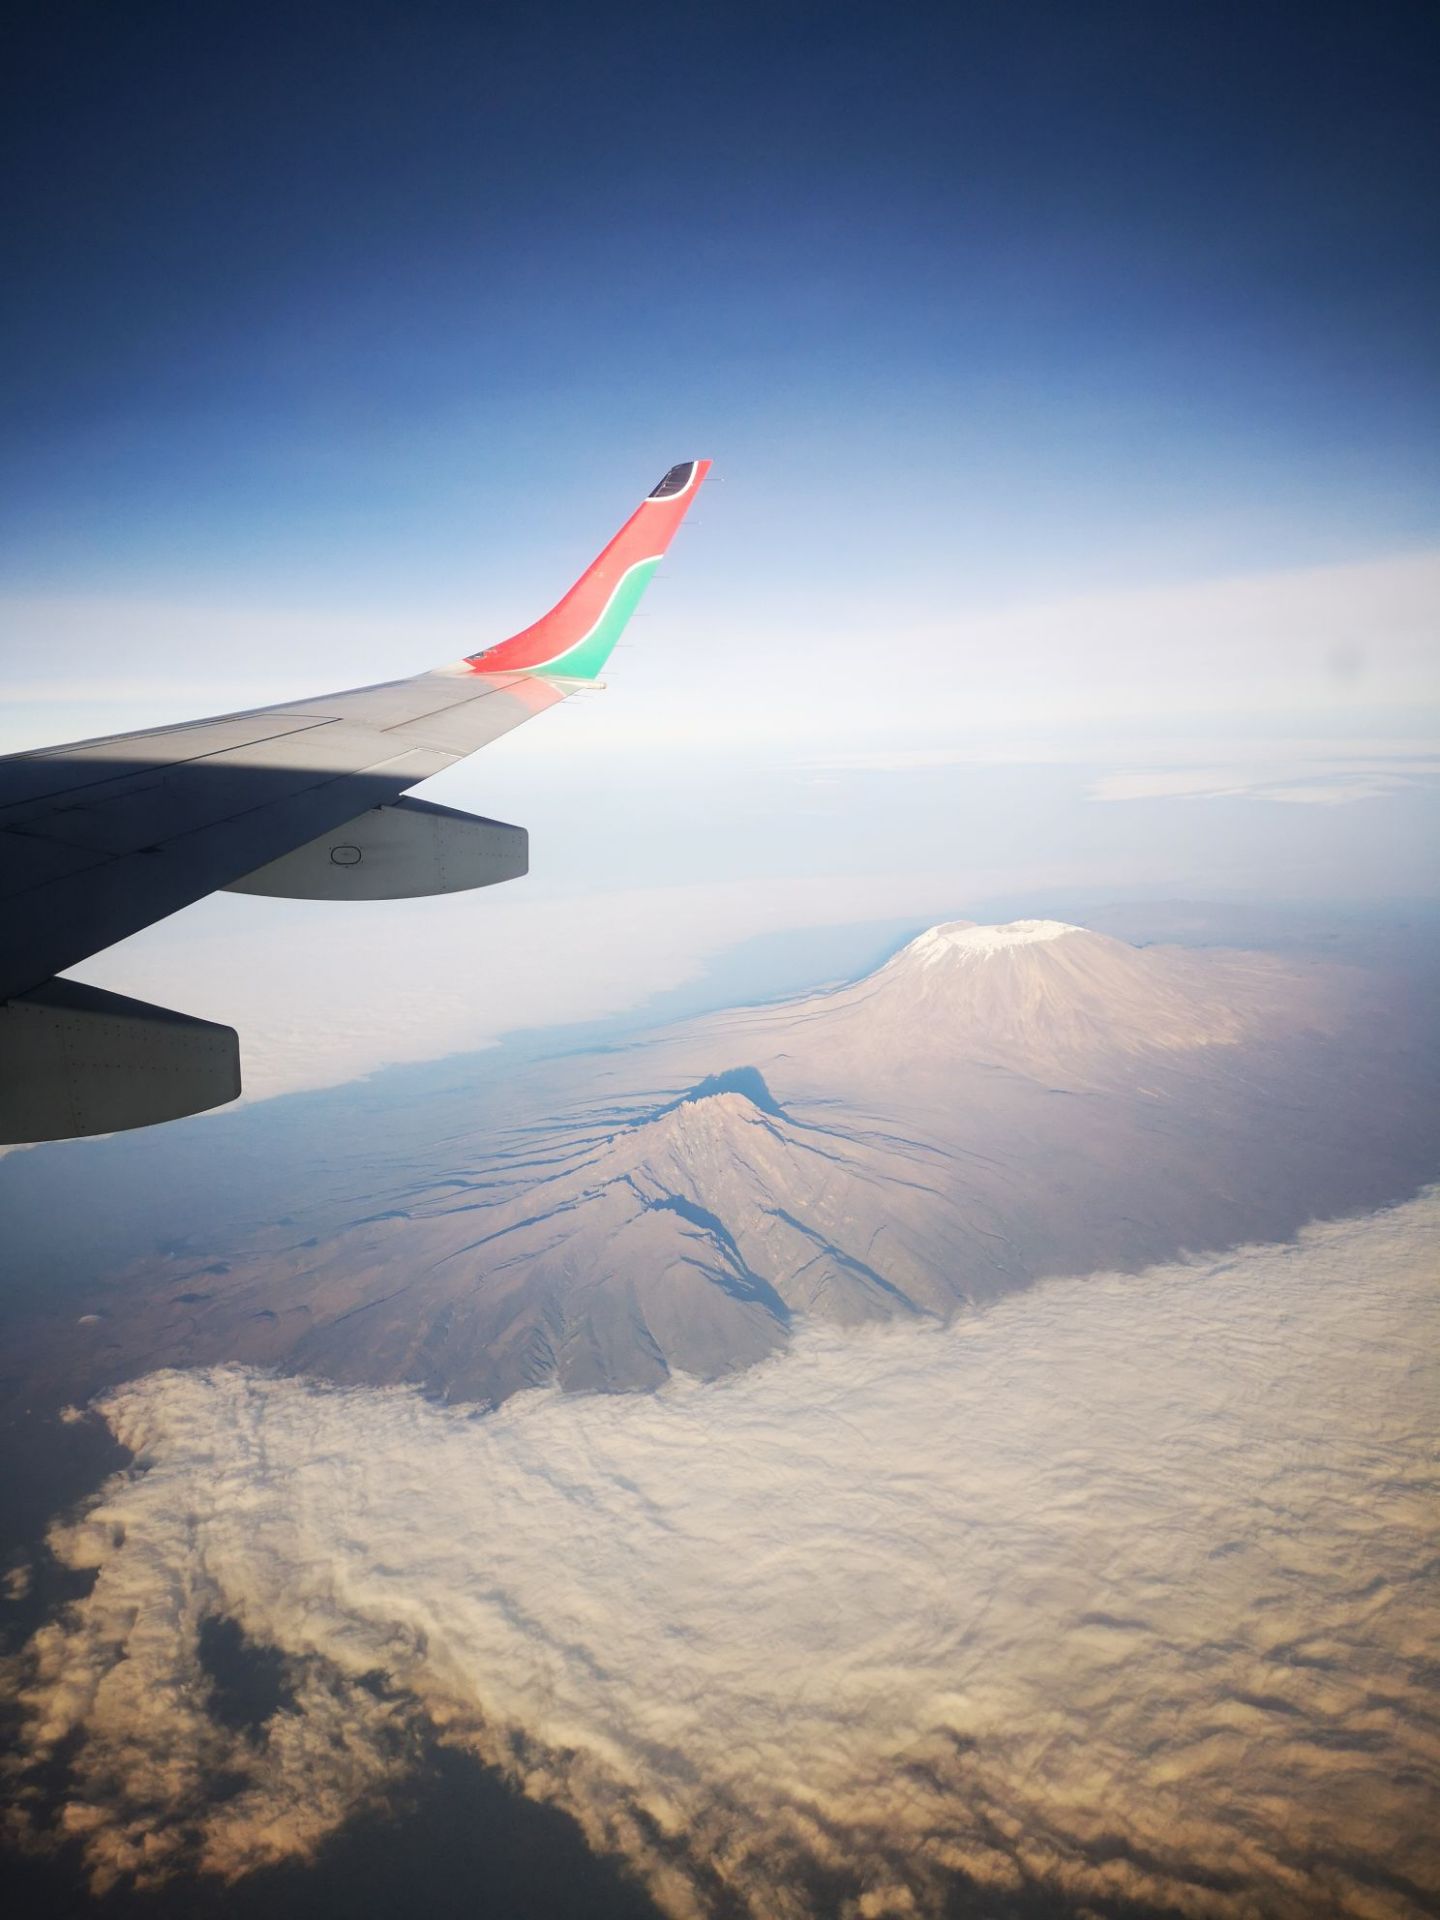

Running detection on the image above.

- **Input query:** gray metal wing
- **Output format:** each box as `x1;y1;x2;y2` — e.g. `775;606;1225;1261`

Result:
0;668;566;1001
0;458;711;1141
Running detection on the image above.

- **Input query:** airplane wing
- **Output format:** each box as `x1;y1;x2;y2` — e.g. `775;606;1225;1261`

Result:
0;458;710;1142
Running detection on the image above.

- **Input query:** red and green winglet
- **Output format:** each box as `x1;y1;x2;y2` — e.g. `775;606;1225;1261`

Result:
466;459;711;681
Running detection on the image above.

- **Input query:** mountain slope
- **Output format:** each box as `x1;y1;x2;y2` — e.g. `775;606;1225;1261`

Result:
17;919;1434;1410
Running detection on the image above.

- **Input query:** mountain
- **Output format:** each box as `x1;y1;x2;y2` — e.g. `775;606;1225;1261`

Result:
13;919;1436;1410
674;917;1323;1095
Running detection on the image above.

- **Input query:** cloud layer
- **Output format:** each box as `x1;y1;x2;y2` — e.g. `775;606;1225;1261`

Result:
7;1194;1440;1916
6;547;1438;753
1088;758;1440;806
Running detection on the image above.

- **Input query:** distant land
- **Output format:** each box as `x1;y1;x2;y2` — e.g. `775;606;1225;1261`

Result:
9;914;1437;1413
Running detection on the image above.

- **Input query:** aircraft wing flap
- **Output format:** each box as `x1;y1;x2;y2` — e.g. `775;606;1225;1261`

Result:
246;668;562;740
372;674;569;757
0;827;114;891
0;712;336;815
2;724;385;863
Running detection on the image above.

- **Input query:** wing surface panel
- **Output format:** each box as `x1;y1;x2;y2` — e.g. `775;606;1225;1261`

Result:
0;672;564;997
0;714;333;814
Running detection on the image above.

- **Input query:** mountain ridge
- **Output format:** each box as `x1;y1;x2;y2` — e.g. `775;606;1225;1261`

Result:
11;918;1434;1412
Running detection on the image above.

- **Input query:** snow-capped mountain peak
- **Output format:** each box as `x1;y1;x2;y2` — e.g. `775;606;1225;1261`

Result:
901;919;1083;968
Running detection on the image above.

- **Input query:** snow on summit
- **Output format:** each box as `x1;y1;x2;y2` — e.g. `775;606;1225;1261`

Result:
902;919;1082;967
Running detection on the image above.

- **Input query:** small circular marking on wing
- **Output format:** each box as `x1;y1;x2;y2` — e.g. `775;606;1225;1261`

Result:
330;845;363;866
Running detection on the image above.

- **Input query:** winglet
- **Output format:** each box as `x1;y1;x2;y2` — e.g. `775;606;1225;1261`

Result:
465;460;711;680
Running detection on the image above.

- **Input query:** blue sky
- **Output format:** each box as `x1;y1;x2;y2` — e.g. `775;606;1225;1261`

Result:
2;2;1438;1101
4;0;1437;604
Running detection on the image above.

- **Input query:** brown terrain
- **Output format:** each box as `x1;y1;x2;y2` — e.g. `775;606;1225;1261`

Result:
12;919;1439;1409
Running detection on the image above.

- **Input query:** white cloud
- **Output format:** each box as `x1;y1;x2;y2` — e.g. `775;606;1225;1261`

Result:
569;546;1440;750
3;547;1436;761
1089;759;1440;805
7;1193;1439;1916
